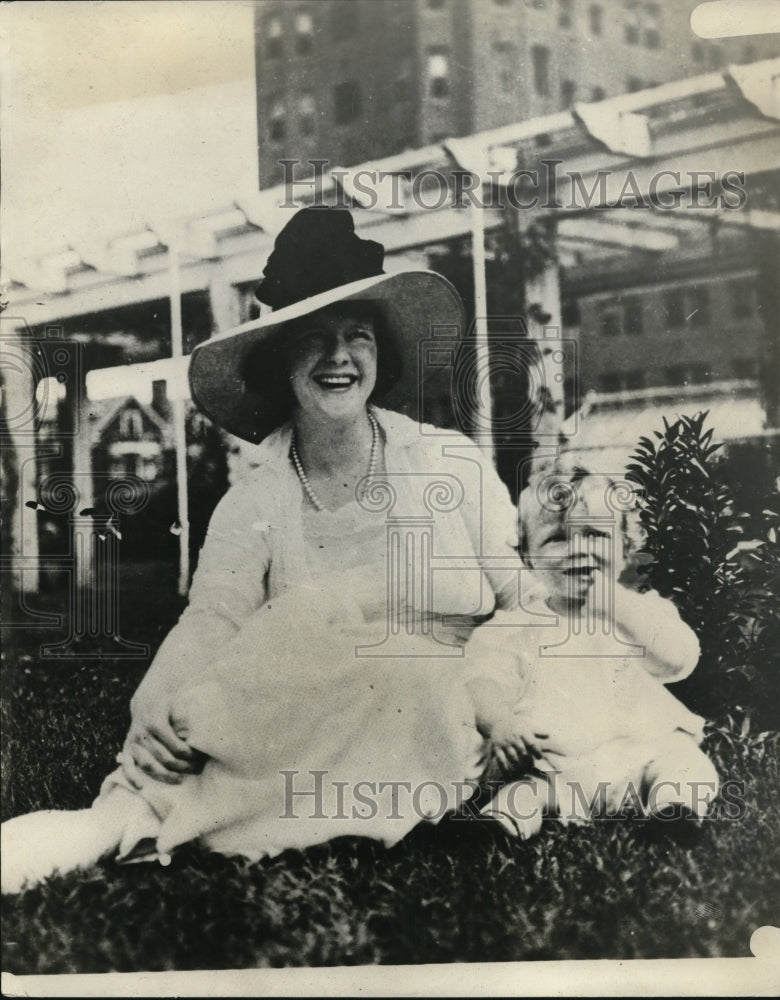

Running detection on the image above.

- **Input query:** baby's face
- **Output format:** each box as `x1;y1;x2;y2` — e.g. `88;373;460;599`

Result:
524;478;627;610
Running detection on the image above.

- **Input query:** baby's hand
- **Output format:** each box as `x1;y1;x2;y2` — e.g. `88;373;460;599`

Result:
485;707;544;776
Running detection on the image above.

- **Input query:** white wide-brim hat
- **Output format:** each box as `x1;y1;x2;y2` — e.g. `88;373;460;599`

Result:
189;269;465;443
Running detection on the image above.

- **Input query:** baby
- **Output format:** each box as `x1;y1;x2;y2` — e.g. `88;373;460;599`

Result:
463;454;719;840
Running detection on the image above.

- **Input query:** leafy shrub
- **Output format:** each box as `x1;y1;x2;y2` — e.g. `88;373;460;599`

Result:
626;412;777;725
736;489;780;726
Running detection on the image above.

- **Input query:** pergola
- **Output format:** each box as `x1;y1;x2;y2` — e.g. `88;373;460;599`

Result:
3;58;779;600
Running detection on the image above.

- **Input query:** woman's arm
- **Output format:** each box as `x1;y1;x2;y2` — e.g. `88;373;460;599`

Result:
453;442;522;611
122;481;271;783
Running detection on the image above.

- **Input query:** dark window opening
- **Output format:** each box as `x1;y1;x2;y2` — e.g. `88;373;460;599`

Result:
269;100;286;142
600;310;622;337
330;0;357;39
494;42;515;93
294;12;314;55
532;45;550;96
299;94;316;136
266;17;283;59
730;280;754;318
428;49;450;98
624;370;646;389
334;80;361;124
664;289;685;327
733;358;758;378
623;297;644;335
562;297;581;326
689;287;710;327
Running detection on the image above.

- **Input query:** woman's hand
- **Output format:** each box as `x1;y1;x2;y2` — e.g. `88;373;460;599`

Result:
120;697;201;788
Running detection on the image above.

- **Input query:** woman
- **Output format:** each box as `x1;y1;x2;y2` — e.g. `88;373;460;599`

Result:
2;207;524;893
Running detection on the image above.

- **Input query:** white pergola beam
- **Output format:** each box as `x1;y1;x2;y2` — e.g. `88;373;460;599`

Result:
574;105;652;158
559;218;678;251
729;59;780;121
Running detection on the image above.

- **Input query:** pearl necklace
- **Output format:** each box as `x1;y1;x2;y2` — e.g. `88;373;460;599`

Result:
291;409;380;513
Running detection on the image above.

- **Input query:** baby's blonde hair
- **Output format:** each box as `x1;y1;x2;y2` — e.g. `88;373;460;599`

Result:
518;452;647;583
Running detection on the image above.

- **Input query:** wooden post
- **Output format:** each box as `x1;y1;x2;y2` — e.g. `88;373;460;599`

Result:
0;326;40;594
169;240;191;596
470;201;496;464
520;215;566;471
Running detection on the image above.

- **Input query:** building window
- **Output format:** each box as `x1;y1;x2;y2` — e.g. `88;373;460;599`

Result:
733;358;758;378
601;372;622;392
119;408;143;439
624;370;646;389
266;16;283;59
600;310;622;337
664;288;685;327
730;280;754;318
493;42;515;93
669;364;709;384
110;457;134;479
334;80;361;124
560;79;576;106
299;93;316;136
330;0;357;39
562;296;581;325
558;0;573;27
394;57;413;102
139;457;159;482
624;0;640;43
531;45;550;97
643;2;661;48
588;3;602;35
427;49;450;98
689;286;710;326
269;99;286;141
627;76;643;92
591;85;605;101
294;11;314;55
623;297;644;335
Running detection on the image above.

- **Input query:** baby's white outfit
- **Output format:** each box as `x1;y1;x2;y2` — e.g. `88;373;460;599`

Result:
464;587;719;829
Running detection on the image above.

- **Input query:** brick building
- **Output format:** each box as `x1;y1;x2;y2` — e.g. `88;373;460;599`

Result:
254;0;778;186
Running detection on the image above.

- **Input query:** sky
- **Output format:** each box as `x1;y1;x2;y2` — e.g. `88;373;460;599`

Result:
1;1;258;275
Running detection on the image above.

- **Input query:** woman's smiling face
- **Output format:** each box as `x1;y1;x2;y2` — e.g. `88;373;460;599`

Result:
288;305;378;423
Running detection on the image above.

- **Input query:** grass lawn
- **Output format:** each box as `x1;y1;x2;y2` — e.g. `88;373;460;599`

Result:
2;570;779;974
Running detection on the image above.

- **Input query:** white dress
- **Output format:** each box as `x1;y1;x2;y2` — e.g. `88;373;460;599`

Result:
99;409;521;860
463;587;709;814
